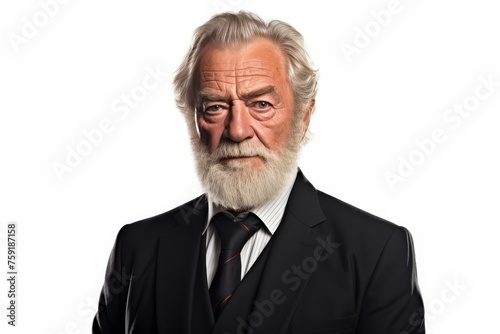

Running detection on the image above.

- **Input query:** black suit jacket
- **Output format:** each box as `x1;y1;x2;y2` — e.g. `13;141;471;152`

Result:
93;171;425;333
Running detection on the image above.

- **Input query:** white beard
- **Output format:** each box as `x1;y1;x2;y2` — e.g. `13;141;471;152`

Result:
192;128;303;211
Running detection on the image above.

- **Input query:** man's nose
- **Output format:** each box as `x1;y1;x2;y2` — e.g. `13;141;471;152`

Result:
223;103;254;142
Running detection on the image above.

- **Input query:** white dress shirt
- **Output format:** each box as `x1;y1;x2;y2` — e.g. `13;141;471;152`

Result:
203;171;297;287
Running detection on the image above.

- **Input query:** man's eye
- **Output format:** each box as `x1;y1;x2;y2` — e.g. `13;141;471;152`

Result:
204;105;223;113
254;101;271;109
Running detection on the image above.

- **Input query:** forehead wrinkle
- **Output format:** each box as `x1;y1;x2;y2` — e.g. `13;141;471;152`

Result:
235;67;273;77
200;80;236;91
201;67;274;77
233;74;274;80
200;71;236;86
201;69;237;74
199;57;284;101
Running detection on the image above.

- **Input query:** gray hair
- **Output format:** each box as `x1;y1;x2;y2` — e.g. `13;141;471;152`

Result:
173;11;318;126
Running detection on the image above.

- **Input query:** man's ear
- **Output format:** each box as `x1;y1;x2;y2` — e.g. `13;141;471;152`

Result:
301;99;315;140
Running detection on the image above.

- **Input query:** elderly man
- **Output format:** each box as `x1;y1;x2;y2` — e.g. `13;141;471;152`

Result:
93;11;425;334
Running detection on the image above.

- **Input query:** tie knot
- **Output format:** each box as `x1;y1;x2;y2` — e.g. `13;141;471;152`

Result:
212;212;263;252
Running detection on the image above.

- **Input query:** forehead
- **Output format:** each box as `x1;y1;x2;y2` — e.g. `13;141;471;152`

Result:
198;38;289;89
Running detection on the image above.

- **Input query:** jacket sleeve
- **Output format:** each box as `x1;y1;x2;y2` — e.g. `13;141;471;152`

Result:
92;225;131;334
356;226;425;334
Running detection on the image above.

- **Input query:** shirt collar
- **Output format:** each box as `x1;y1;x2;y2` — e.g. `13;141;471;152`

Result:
203;170;297;235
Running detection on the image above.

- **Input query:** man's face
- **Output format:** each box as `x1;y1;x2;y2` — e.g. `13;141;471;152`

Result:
192;37;308;210
197;37;297;168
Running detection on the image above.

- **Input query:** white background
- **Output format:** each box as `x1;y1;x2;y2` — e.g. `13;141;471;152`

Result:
1;0;499;332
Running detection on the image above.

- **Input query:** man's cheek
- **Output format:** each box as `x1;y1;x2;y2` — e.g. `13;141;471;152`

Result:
197;124;221;151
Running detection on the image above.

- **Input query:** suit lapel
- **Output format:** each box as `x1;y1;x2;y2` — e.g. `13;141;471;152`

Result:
156;196;214;333
212;171;329;333
255;172;329;333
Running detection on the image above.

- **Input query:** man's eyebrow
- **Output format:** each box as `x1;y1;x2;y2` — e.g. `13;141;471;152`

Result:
198;91;231;102
240;86;278;101
197;85;280;103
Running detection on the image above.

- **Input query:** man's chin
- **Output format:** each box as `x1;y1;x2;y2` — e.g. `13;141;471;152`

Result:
193;140;300;210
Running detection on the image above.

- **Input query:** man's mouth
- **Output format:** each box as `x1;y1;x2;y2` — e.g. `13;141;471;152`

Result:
219;155;264;164
220;155;257;160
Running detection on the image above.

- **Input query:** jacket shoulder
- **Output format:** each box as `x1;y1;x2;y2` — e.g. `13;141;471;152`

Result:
317;190;402;234
315;190;413;263
315;191;420;303
114;195;207;252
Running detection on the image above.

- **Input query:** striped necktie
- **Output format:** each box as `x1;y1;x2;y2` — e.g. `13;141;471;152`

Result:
209;212;263;318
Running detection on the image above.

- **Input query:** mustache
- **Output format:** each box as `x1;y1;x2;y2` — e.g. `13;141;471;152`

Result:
208;141;273;161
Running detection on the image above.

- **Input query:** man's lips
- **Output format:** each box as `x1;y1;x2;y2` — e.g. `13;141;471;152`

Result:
219;155;262;162
221;155;257;159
